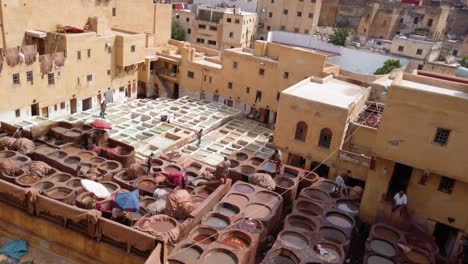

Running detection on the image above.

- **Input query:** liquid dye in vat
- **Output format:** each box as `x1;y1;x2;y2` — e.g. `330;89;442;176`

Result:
374;227;400;241
221;236;248;249
368;255;394;264
267;255;295;264
206;216;228;228
193;234;215;245
326;213;353;228
369;240;396;257
216;206;239;216
233;184;254;193
406;250;430;264
204;251;237;264
173;247;202;262
282;233;308;249
337;201;359;213
245;204;270;218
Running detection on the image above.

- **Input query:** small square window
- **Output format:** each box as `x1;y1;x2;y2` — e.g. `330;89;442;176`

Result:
271;0;274;3
87;49;91;58
229;32;234;38
269;12;272;18
227;18;232;23
107;69;111;75
87;74;93;82
398;46;404;52
131;45;136;52
283;9;288;15
308;13;313;18
294;28;299;33
60;102;65;109
267;26;271;30
48;73;55;85
304;29;310;34
259;68;265;75
112;8;116;16
438;176;455;194
235;19;240;24
13;73;20;85
297;12;302;17
186;18;190;22
187;29;191;34
176;14;179;19
54;104;58;111
416;49;423;55
188;71;194;78
246;87;250;94
77;51;81;60
119;87;125;92
284;72;289;79
434;128;450;146
417;64;424;70
228;82;233;89
15;109;20;118
27;71;33;82
198;24;206;29
233;61;238;69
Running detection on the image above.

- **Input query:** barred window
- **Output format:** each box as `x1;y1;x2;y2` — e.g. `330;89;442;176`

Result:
318;128;332;148
434;128;450;146
295;122;308;141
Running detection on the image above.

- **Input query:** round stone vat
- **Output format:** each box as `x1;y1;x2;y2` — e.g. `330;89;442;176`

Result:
151;158;164;167
220;230;252;250
365;254;395;264
0;151;16;159
63;146;82;155
16;175;42;187
245;203;272;219
235;152;248;161
135;178;157;193
249;157;264;166
302;187;330;203
255;191;280;204
45;187;75;204
226;193;250;207
319;226;348;245
48;151;67;159
229;160;239;168
276;177;295;189
186;162;202;172
336;199;359;215
372;224;401;242
239;165;255;176
233;183;255;194
316;180;337;193
192;178;209;187
215;202;240;217
163;164;182;174
193;186;212;198
99;161;121;172
186;171;200;182
64;156;81;165
11;156;30;163
300;172;319;186
139;197;157;209
265;248;300;264
172;245;204;262
75;192;100;209
325;211;355;229
32;181;54;191
282;168;299;179
148;216;178;233
77;151;95;160
203;249;238;264
286;215;316;232
314;242;343;263
89;157;105;164
205;213;230;229
50;173;72;183
191;227;219;245
368;239;397;258
279;231;308;249
234;218;263;234
101;181;120;194
65;178;82;189
406;248;431;263
295;199;323;216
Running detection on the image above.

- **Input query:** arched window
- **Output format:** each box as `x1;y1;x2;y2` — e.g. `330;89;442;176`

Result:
318;128;332;148
295;122;308;141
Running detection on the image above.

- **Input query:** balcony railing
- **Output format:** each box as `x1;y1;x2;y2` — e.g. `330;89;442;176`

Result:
339;149;374;168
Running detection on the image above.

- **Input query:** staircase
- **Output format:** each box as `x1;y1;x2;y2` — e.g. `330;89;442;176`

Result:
154;74;173;99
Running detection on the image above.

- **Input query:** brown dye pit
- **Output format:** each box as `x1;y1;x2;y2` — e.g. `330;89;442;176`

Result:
18;175;41;185
221;236;249;249
367;255;394;264
226;193;249;207
195;188;212;198
255;191;279;204
233;184;254;193
287;215;315;232
50;173;72;183
235;152;248;161
303;188;329;201
206;215;229;228
64;156;81;164
173;246;203;262
89;157;105;164
215;203;240;216
137;180;156;191
245;204;271;219
65;179;82;188
151;220;176;232
374;226;400;241
249;157;264;166
192;178;208;186
33;181;54;191
48;151;67;159
406;250;430;263
337;200;359;214
319;227;347;244
204;250;238;264
78;152;94;159
296;200;322;216
164;165;180;173
100;161;119;170
317;181;336;192
151;159;164;167
0;151;15;159
304;172;318;180
63;146;82;154
277;177;294;188
239;165;255;175
369;239;396;257
326;212;353;228
316;244;341;263
280;232;308;249
46;187;73;199
229;160;239;168
12;156;29;163
193;234;216;245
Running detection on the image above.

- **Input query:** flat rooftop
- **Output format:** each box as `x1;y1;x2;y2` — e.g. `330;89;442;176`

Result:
400;80;468;100
283;78;366;109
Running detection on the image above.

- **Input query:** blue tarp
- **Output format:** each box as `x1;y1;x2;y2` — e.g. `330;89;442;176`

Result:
115;189;139;212
0;240;28;260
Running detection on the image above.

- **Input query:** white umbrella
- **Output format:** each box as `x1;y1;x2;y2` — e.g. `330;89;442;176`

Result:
80;179;110;199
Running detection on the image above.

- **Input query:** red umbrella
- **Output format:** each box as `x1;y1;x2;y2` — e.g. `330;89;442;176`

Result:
91;120;112;130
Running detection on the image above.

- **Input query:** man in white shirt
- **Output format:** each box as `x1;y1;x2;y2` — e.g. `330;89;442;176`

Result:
270;149;282;175
392;190;408;215
334;170;351;196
